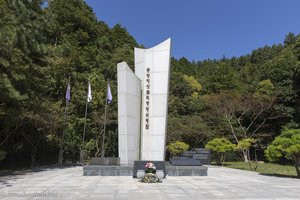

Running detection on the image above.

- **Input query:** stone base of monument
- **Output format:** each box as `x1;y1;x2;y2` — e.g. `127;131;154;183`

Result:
83;165;133;176
133;160;166;178
170;157;202;166
89;157;120;165
83;161;208;176
83;157;123;176
166;165;208;176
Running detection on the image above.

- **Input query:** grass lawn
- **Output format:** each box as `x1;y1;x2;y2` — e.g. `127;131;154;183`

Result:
220;161;299;178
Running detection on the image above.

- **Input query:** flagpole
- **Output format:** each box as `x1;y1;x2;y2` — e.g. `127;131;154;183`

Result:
81;80;90;164
80;99;88;164
101;80;110;158
58;76;70;167
101;97;108;158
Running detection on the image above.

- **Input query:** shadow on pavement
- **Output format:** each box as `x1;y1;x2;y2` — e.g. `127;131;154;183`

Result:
0;163;81;187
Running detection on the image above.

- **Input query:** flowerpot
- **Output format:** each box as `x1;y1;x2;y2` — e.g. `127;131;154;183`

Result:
156;170;164;179
137;170;145;179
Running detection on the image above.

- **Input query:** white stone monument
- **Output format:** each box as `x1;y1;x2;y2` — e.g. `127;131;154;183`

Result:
118;38;171;165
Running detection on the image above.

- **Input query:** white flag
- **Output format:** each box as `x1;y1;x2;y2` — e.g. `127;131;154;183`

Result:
87;81;92;102
107;81;112;104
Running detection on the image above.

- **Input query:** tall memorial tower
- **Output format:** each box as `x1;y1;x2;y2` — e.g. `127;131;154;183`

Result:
117;38;171;165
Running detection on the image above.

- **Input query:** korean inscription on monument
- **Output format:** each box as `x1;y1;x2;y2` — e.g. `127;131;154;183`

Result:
145;67;150;130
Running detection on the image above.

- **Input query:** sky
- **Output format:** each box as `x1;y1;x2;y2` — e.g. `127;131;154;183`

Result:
85;0;300;61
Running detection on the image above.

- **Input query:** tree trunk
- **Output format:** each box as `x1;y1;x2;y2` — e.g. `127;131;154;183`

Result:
30;145;37;169
294;155;300;177
221;153;225;165
295;164;300;177
242;150;248;162
95;130;104;157
216;153;223;166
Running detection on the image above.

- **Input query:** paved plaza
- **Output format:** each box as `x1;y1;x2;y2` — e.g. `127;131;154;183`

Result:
0;166;299;200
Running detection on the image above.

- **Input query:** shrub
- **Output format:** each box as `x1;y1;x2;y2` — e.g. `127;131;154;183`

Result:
265;129;300;177
236;138;257;162
205;138;235;165
167;141;189;157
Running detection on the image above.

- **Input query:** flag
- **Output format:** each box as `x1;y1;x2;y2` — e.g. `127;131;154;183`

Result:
107;81;112;104
65;83;71;103
87;81;92;102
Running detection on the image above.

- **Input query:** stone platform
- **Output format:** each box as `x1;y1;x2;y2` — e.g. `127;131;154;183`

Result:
133;161;166;178
89;157;120;165
83;165;132;176
166;165;208;176
83;164;208;176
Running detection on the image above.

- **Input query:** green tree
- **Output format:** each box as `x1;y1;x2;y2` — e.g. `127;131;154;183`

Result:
265;129;300;177
284;32;297;46
0;0;58;167
205;138;235;166
0;0;137;168
236;138;258;170
204;92;274;162
167;141;189;157
183;74;202;97
196;60;242;94
262;48;299;121
167;115;210;148
236;138;257;159
254;79;275;100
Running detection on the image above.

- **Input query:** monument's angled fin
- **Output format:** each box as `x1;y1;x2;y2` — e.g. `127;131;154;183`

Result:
134;38;171;82
134;38;171;52
117;62;141;165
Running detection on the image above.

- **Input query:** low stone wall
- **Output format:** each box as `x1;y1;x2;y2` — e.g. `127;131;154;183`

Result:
133;161;166;178
83;165;132;176
89;157;120;165
83;164;208;176
166;165;208;176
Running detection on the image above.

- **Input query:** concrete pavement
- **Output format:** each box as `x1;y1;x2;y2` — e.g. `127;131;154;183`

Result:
0;166;299;200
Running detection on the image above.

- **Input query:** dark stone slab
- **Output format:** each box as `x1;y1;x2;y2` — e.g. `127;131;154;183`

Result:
192;168;208;176
101;168;117;176
183;151;197;154
133;160;166;178
165;165;208;176
181;151;196;158
192;149;211;165
194;148;210;154
89;157;120;165
117;169;133;176
83;164;208;176
178;169;193;176
192;154;208;159
177;148;211;165
83;165;132;176
165;168;177;176
170;157;202;166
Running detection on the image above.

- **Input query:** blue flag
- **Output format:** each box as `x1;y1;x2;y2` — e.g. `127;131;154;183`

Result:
65;83;71;103
107;81;112;104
